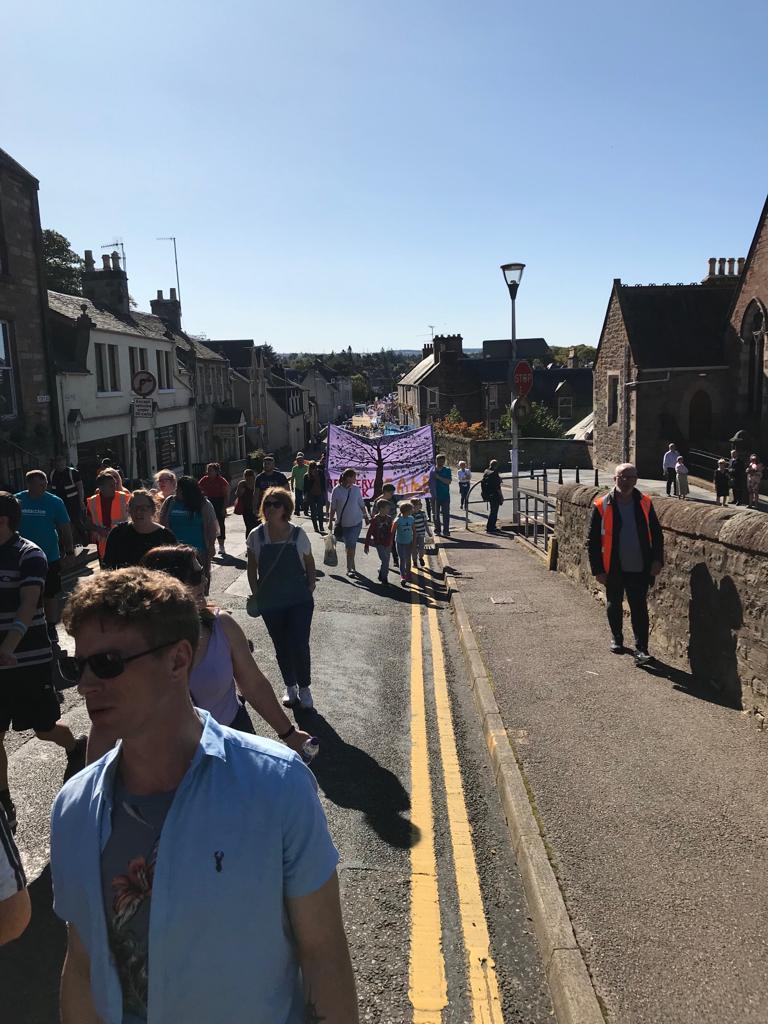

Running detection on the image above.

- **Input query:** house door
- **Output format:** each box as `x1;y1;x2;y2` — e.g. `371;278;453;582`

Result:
689;390;713;441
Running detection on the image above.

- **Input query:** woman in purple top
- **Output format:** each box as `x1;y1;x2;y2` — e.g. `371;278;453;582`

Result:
140;546;313;753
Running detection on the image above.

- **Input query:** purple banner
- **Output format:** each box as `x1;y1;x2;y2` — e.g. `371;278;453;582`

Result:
326;424;435;499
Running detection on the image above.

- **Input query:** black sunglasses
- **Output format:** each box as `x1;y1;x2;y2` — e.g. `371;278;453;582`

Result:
59;639;182;683
262;500;285;510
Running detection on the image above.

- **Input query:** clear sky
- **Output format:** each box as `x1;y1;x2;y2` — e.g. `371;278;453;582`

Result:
4;0;767;353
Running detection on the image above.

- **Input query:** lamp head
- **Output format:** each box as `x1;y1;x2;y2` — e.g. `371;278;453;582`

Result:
501;262;525;298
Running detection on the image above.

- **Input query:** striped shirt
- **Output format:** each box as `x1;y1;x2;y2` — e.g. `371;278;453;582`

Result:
0;805;26;901
0;534;51;668
412;510;429;539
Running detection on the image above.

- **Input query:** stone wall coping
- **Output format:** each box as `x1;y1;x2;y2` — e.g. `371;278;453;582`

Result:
557;483;768;557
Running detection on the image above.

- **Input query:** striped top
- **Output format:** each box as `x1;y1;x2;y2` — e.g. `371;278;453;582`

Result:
0;534;51;669
0;804;26;900
412;510;429;539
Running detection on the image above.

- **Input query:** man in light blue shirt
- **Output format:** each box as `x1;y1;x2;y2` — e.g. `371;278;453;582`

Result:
51;567;359;1024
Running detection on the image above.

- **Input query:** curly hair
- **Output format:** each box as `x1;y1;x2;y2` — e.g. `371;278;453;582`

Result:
62;567;200;653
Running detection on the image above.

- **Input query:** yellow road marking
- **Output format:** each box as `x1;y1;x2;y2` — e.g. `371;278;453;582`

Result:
428;604;505;1024
409;598;448;1022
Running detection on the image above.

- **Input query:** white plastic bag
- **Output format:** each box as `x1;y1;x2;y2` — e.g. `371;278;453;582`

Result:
323;533;339;567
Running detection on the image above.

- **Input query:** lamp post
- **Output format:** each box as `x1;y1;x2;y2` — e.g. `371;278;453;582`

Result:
501;262;525;524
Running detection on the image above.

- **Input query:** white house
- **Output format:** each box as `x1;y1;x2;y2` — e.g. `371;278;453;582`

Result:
48;251;198;488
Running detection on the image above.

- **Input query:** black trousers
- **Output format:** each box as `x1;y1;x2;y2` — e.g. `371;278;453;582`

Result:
605;571;650;651
665;468;677;496
210;496;226;541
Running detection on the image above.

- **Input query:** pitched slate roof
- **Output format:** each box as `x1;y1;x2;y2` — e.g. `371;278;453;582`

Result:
213;407;246;425
614;281;737;368
299;361;342;385
205;340;258;370
0;148;38;185
481;338;552;361
398;353;435;386
529;367;593;405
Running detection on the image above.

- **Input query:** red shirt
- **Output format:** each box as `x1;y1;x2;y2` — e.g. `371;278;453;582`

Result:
198;475;230;499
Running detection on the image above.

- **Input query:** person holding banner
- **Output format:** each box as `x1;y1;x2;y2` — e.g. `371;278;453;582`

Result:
328;469;370;577
430;454;453;537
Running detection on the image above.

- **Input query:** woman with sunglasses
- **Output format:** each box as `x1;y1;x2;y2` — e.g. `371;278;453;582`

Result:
76;546;315;763
246;487;317;710
101;490;177;570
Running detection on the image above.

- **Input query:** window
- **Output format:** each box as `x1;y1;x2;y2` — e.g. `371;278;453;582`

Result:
427;387;439;409
95;343;120;393
486;384;499;408
607;375;619;425
108;345;120;391
557;397;573;420
0;321;17;418
139;347;147;370
156;350;173;390
129;346;138;381
95;343;107;391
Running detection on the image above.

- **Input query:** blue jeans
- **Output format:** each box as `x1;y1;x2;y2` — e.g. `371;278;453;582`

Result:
341;522;363;550
435;499;450;534
397;542;412;578
294;489;305;515
459;482;470;508
261;599;314;688
307;495;325;532
376;545;391;579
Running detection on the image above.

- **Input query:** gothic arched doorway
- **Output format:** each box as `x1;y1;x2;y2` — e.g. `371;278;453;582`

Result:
689;390;713;441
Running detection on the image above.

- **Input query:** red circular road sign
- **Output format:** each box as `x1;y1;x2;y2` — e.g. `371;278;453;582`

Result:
513;360;534;398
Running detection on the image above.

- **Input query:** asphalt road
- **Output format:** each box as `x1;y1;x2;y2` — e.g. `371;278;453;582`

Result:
0;507;553;1023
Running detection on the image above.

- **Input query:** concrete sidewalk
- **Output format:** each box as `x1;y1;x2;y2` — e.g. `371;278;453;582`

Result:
438;523;768;1024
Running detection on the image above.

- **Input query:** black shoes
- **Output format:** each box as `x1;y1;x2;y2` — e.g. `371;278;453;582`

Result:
610;637;624;654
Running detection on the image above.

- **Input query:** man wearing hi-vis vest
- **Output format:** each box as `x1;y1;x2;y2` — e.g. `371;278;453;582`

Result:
587;463;664;665
86;473;130;564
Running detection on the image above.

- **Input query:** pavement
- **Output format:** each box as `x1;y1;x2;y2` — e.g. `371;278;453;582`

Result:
0;507;554;1023
435;494;768;1024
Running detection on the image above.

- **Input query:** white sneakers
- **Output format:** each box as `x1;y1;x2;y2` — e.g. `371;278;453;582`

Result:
282;685;314;709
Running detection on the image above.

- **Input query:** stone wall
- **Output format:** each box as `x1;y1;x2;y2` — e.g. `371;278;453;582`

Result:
0;160;58;462
435;435;593;472
555;483;768;717
592;289;636;471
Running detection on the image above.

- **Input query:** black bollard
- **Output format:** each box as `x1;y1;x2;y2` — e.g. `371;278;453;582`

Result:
594;467;599;486
530;462;535;479
558;465;564;485
575;466;581;483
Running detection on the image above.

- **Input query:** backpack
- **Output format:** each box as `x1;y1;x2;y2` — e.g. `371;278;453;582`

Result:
480;473;492;501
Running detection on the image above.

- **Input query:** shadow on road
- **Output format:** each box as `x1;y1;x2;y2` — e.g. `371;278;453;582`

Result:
639;658;741;710
0;866;64;1024
299;711;419;850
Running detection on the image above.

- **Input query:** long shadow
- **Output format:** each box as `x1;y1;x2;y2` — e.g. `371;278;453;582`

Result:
0;866;65;1024
436;539;504;550
638;658;741;709
686;564;744;707
215;555;247;570
329;572;415;605
298;711;419;850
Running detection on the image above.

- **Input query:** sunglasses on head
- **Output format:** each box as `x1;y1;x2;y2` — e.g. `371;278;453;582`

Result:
59;639;182;683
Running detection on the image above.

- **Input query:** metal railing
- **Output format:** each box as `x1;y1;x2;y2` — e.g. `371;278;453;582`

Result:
463;470;558;552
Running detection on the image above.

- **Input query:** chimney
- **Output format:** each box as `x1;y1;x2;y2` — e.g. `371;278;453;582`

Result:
737;257;745;275
150;287;182;333
81;247;131;314
727;257;735;276
717;257;726;276
567;346;579;368
707;257;716;278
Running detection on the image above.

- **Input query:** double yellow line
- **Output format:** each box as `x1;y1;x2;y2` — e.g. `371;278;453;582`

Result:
408;575;503;1023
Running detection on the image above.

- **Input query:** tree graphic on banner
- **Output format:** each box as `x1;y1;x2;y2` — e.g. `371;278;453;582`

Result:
330;426;434;496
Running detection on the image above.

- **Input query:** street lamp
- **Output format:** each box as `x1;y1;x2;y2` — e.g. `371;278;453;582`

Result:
501;262;525;524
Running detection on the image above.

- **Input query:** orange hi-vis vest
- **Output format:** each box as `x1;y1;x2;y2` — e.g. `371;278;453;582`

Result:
87;491;130;557
594;491;653;574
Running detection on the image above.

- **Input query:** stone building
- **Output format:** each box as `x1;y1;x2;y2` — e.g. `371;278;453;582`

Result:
0;148;60;487
592;266;741;476
298;360;354;425
397;334;554;429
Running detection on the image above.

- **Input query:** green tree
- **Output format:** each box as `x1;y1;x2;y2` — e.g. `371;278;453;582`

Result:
351;373;369;402
500;401;565;439
42;229;83;295
548;344;597;366
445;405;463;425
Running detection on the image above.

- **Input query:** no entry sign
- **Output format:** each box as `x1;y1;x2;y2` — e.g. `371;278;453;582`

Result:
513;360;533;397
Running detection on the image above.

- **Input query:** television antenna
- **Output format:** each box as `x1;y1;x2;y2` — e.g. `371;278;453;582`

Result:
101;239;126;274
157;236;182;307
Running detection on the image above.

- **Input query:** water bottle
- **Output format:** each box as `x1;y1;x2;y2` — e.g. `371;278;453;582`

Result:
301;737;320;763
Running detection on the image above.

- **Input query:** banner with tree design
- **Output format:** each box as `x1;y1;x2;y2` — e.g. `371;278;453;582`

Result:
326;424;435;498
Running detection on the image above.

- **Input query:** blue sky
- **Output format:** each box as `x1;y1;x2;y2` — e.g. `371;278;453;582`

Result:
4;0;767;352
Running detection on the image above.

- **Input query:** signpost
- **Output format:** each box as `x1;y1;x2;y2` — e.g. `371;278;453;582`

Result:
132;370;157;398
133;398;154;418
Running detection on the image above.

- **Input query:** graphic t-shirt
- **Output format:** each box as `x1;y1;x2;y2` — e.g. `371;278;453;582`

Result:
15;490;70;562
101;780;177;1023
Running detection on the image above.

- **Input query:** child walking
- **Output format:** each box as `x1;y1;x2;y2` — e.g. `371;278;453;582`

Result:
746;453;764;508
714;458;730;506
457;461;472;509
411;497;433;568
392;501;415;586
364;499;394;585
675;456;690;499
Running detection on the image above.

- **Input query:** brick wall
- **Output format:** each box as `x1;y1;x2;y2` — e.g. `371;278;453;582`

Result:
555;482;768;717
0;161;58;465
592;290;635;470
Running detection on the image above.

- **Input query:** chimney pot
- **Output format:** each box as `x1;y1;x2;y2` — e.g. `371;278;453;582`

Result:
84;249;95;271
717;257;726;276
707;257;716;277
737;257;745;275
110;251;120;271
727;257;735;275
170;287;177;301
101;254;111;271
156;289;163;300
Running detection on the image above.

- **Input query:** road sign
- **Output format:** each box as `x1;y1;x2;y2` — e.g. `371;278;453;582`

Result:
132;370;157;397
513;360;533;398
133;398;154;418
512;396;532;424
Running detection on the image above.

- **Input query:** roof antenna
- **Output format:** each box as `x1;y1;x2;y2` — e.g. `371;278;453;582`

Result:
101;239;126;275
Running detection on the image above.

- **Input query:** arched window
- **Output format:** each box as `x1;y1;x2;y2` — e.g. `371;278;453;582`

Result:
689;390;712;441
741;301;766;415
